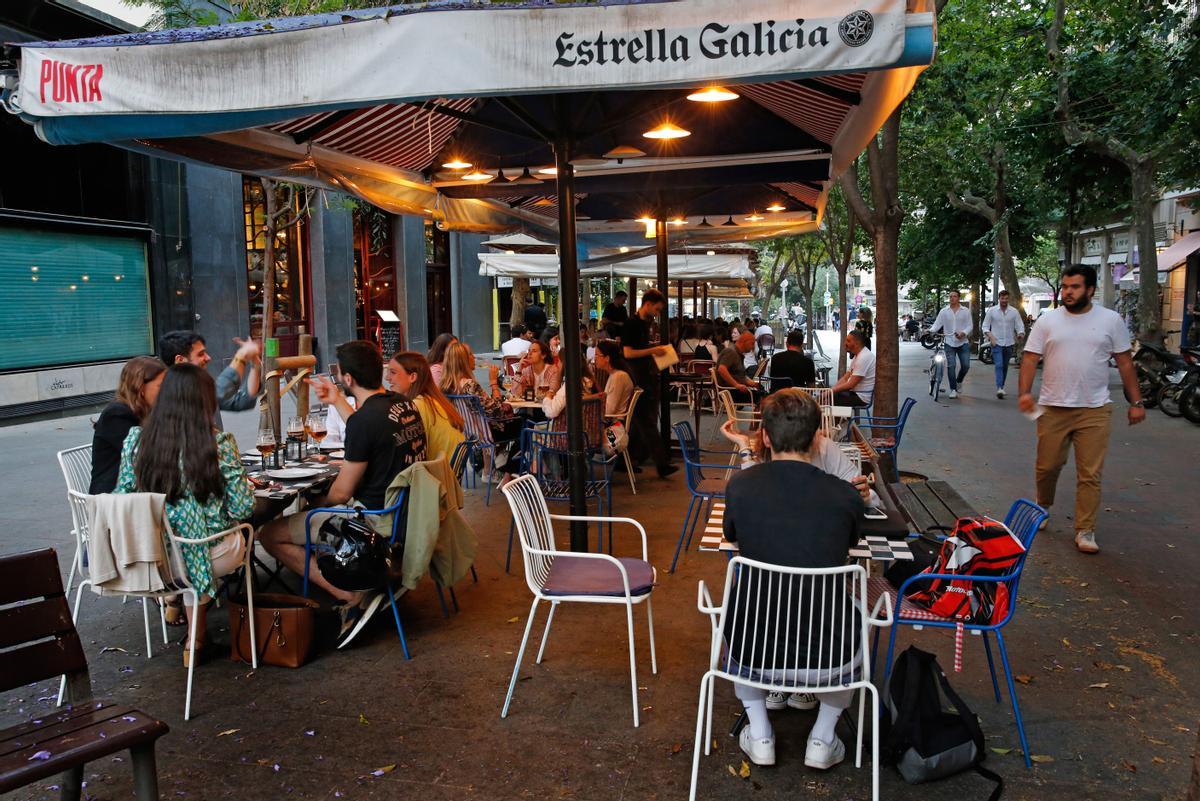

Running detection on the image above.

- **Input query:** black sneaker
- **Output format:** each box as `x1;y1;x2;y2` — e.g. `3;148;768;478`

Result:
336;592;384;649
657;464;679;479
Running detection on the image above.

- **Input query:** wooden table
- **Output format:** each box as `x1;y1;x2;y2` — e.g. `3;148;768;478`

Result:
887;479;979;537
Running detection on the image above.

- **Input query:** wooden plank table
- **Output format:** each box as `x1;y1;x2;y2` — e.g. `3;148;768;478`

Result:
887;478;979;537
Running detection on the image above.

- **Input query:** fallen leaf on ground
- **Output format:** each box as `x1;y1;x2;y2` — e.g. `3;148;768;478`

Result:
1015;675;1033;685
739;760;751;779
1146;737;1168;745
1151;757;1166;764
1174;725;1192;733
989;747;1012;755
100;647;129;654
1087;682;1110;689
670;742;682;754
1061;638;1071;647
507;616;520;623
1121;759;1137;773
216;729;240;737
726;765;738;777
358;713;369;725
1030;755;1054;764
371;765;396;777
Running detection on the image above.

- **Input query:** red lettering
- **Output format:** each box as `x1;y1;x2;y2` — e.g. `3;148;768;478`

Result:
87;64;103;102
64;65;80;102
52;61;65;102
39;61;52;103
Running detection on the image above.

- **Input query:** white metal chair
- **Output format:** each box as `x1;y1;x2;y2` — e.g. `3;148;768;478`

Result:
796;386;835;408
60;491;258;721
499;475;657;727
690;557;893;801
57;444;93;596
604;386;643;494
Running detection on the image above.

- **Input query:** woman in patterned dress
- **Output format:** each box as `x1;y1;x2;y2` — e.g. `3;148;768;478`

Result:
115;364;254;666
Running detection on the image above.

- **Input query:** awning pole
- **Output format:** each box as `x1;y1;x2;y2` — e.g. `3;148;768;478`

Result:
656;219;671;450
553;100;589;553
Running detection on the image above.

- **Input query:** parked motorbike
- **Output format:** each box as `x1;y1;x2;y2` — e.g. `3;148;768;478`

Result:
1154;346;1200;419
1133;339;1190;410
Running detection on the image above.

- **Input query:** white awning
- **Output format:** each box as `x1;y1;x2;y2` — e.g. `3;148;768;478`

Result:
1107;252;1127;264
1119;269;1171;286
1156;230;1200;270
482;234;556;250
479;252;754;280
1080;255;1102;265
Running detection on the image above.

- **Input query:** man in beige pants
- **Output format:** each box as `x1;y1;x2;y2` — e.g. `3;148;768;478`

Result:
1018;264;1144;554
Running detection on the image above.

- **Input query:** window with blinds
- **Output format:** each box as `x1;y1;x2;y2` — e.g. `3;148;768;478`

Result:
0;226;153;371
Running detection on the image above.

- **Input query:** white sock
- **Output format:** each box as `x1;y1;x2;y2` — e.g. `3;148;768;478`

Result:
810;702;842;745
742;700;773;740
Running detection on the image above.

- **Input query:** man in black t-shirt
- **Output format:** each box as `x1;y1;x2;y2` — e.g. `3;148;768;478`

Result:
766;329;817;391
601;290;629;338
260;340;426;648
524;299;548;338
723;390;863;771
622;289;677;478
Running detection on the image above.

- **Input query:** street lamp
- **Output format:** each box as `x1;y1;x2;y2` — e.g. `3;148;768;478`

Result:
779;278;789;324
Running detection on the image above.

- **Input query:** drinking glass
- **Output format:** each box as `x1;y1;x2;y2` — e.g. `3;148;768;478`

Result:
286;416;305;462
255;427;276;471
307;411;327;454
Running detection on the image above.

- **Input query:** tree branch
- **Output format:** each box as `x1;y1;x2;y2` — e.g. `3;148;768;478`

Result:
946;189;997;221
838;161;876;236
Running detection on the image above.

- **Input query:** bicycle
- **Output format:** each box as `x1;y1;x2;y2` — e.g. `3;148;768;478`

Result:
926;333;946;401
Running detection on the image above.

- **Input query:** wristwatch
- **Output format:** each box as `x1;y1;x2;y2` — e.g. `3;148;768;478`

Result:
1130;400;1145;408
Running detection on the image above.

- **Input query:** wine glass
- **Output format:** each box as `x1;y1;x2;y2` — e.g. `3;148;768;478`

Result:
286;416;305;462
307;411;327;454
255;426;276;471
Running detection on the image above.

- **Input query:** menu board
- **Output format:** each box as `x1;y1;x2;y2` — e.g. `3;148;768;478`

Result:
377;310;404;358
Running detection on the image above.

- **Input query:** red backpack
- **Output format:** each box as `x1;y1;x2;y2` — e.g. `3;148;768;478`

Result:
906;516;1025;626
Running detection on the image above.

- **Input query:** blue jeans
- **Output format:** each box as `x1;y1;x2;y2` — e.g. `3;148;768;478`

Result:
993;344;1014;389
945;343;970;389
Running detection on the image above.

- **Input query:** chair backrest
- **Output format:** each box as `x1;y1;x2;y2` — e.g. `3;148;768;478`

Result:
448;394;495;445
839;445;864;475
0;548;90;700
66;489;92;556
449;440;470;484
795;387;834;408
549;393;605;449
689;359;715;376
502;355;522;375
58;444;93;495
500;475;557;594
891;397;917;446
708;556;869;691
671;421;709;491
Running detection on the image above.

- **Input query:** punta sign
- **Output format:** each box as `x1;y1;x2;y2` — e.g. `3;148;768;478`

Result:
39;59;103;104
553;13;875;68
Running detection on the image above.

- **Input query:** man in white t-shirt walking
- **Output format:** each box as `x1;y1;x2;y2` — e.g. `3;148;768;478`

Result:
830;331;875;407
930;290;973;399
982;290;1024;398
1018;264;1144;554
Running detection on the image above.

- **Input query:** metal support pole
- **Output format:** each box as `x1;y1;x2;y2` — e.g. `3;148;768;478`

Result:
702;283;709;319
553;103;589;553
656;219;671;450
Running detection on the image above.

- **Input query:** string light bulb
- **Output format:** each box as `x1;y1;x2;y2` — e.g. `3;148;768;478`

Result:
643;122;690;140
686;86;739;103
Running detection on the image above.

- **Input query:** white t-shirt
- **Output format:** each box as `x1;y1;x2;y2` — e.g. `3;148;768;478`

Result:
931;305;973;346
849;347;876;403
1023;305;1131;407
501;337;532;357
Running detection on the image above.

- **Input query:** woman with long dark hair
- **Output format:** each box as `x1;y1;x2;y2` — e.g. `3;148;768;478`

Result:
426;333;458;385
386;351;465;462
90;356;167;495
114;364;254;665
512;339;562;399
595;339;635;417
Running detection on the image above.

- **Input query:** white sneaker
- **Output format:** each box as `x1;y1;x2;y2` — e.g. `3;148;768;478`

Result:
997;389;1005;398
948;389;958;399
788;693;819;711
739;726;776;766
764;691;788;710
1075;530;1100;554
804;735;846;770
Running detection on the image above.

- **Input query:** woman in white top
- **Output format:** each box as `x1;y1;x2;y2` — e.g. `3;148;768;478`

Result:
595;340;635;417
542;363;598;419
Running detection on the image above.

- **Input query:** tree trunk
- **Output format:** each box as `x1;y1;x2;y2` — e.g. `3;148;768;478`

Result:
510;277;530;328
1132;164;1162;343
836;266;849;374
873;221;901;420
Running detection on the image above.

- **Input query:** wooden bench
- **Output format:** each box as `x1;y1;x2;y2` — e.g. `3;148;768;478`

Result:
0;548;168;800
887;479;979;537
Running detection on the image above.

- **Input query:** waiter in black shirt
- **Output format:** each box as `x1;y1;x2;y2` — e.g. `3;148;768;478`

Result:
601;290;629;338
621;288;676;478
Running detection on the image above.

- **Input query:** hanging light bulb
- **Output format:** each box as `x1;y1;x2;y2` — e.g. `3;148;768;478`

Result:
669;218;686;226
766;203;786;212
603;145;646;162
537;166;558;176
643;122;691;139
745;212;764;222
442;158;472;170
686;86;739;102
463;169;494;181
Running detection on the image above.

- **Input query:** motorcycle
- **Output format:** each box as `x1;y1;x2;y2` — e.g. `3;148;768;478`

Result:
1133;339;1189;410
1154;346;1200;419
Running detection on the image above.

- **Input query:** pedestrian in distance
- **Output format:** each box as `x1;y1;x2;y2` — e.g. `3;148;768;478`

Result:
1017;264;1145;555
929;290;972;398
982;289;1024;398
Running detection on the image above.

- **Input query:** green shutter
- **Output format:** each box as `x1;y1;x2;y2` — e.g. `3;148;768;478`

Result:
0;227;154;371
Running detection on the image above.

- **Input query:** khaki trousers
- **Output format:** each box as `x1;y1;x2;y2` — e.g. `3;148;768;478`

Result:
1035;405;1113;533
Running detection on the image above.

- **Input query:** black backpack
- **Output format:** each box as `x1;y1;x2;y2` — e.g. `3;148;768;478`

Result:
883;646;1003;800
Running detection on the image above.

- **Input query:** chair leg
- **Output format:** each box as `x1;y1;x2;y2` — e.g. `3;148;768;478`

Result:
689;671;714;801
183;589;199;721
995;630;1033;767
856;686;866;768
386;582;411;660
484;446;494;506
130;743;161;801
59;580;91;706
448;585;459;613
623;450;637;494
704;673;715;750
505;518;516;574
535;601;558;663
141;597;153;659
864;682;881;801
670;496;698;573
501;598;540;719
470;565;479;583
65;544;80;599
683;496;706;553
60;764;84;801
625;598;640;728
645;597;658;674
982;631;1002;703
434;583;451;619
871;627;881;681
159;601;168;645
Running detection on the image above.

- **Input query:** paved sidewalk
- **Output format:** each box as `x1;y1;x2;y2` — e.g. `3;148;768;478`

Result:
1;342;1195;800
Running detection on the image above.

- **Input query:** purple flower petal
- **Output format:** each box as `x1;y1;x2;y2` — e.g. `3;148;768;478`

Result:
304;729;315;736
28;750;51;761
273;764;281;773
122;715;137;722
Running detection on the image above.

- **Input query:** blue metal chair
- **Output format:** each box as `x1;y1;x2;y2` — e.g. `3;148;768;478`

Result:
303;491;413;660
669;421;741;574
857;396;916;480
873;499;1049;767
447;394;500;505
505;428;611;573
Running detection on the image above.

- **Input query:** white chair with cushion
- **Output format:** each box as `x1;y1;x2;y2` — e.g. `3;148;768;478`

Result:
499;475;657;727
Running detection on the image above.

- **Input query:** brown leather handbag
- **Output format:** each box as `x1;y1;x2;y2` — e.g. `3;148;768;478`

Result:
228;593;319;668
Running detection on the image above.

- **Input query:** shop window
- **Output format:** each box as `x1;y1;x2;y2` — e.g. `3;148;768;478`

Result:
352;206;397;341
242;178;309;344
425;223;453;342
